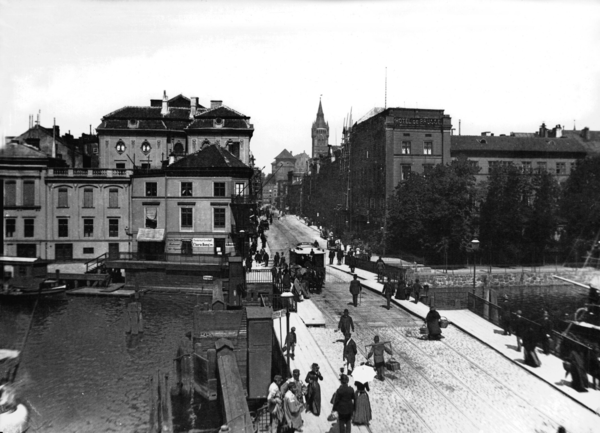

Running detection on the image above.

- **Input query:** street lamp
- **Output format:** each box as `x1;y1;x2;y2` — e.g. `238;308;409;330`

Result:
471;238;480;293
281;291;294;370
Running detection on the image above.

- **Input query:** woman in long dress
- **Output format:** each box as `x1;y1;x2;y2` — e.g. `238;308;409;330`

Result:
522;326;541;368
353;381;372;426
305;363;323;416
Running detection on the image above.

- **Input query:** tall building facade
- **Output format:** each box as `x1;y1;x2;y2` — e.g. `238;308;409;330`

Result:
311;99;329;158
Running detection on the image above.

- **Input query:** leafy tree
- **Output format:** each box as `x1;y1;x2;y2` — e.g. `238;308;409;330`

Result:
559;155;600;263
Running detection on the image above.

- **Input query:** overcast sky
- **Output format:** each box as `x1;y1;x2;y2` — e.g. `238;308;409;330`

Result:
1;0;599;170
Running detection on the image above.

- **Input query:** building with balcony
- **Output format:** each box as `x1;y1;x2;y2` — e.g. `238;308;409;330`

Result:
97;91;255;170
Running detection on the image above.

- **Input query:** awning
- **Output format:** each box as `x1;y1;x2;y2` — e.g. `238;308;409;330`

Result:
137;228;165;241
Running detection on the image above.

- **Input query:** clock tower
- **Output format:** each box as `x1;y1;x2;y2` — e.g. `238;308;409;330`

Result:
311;98;329;158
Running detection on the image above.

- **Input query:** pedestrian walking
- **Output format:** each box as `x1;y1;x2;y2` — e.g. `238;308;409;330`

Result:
412;279;423;304
343;333;357;375
540;311;553;355
280;255;287;268
246;253;253;273
263;250;270;268
395;280;407;300
261;233;267;250
255;250;262;266
281;369;306;404
329;249;335;265
523;325;541;368
283;327;297;358
500;296;512;335
367;335;392;381
282;269;291;292
268;375;284;433
271;265;279;285
348;250;356;273
382;277;395;310
337;309;355;340
349;274;362;307
337;248;344;266
353;381;371;427
305;363;323;416
274;252;280;267
513;310;524;351
375;257;385;283
332;374;354;433
283;381;304;432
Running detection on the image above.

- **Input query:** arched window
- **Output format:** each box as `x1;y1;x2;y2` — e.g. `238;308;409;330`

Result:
173;142;184;154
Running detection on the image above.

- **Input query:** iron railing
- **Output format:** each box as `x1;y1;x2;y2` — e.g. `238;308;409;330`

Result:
113;252;228;266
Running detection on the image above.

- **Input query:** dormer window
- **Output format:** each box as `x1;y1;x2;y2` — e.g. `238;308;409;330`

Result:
115;141;126;154
214;118;224;128
141;141;151;154
128;120;139;129
202;139;210;148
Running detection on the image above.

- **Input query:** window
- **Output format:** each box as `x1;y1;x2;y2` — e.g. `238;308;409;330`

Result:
141;141;151;154
181;240;192;255
5;181;16;206
83;219;94;237
402;141;411;155
181;182;193;196
24;219;34;237
83;247;94;255
83;188;93;208
403;133;410;137
146;182;157;197
109;189;119;208
214;182;226;197
235;182;245;196
214;208;226;229
23;181;35;206
141;163;151;170
401;165;411;180
58;188;68;208
109;219;119;237
425;134;432;137
556;162;566;175
537;161;547;172
181;208;193;230
116;163;126;169
115;141;126;154
145;207;158;229
6;218;16;237
522;161;532;172
58;218;68;237
174;142;184;154
424;142;433;155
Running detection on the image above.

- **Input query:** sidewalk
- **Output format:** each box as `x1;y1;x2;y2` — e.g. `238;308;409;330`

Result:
329;262;600;415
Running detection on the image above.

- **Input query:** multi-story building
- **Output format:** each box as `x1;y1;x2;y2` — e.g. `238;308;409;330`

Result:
10;123;85;167
311;99;329;158
348;107;452;229
97;92;254;169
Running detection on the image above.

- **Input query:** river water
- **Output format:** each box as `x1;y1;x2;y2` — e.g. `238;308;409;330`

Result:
0;284;593;433
0;293;215;433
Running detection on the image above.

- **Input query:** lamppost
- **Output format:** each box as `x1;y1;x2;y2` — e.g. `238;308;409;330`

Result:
471;238;479;293
281;291;294;370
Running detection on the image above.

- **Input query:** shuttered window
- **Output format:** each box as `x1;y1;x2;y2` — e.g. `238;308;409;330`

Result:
83;188;93;208
23;181;35;206
109;189;119;208
58;188;68;208
5;181;16;206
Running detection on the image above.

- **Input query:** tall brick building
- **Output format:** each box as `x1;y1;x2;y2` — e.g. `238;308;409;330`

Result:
311;98;329;158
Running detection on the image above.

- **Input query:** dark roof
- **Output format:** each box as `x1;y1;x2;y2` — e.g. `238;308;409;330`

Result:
274;149;295;160
186;118;250;129
169;144;249;169
102;106;191;120
196;105;248;119
0;141;49;158
451;135;587;154
561;130;600;154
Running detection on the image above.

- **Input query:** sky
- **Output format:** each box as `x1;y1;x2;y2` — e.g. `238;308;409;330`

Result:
1;0;599;171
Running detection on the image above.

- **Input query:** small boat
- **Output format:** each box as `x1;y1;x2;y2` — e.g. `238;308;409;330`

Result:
0;279;67;301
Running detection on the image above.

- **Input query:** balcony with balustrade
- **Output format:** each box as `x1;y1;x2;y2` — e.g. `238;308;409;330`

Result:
47;168;134;178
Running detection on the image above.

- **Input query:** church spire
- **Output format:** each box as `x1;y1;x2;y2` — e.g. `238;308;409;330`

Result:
317;96;324;118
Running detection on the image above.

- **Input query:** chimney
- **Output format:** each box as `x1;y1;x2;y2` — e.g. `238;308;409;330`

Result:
539;123;548;138
161;90;169;116
168;151;176;165
190;97;199;119
210;100;222;109
582;127;591;140
554;124;562;138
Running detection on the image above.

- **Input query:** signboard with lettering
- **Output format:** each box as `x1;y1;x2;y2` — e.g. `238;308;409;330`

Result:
193;238;214;247
392;117;442;128
272;309;286;319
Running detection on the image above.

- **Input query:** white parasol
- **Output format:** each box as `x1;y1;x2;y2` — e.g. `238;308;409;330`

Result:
351;365;376;384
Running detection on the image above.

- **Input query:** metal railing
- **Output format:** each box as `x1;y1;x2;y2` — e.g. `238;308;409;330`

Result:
467;293;595;374
246;269;273;283
85;253;107;273
113;252;228;266
49;168;134;178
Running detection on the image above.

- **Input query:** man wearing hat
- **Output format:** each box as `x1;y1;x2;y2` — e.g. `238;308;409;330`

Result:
337;309;354;341
500;295;512;336
349;274;362;307
284;327;297;358
343;332;357;375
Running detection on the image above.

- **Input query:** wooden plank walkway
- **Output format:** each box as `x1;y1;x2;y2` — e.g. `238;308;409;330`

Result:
296;299;327;327
273;313;370;433
67;287;135;297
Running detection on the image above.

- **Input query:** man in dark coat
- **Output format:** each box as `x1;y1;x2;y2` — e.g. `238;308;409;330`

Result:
347;250;356;273
263;250;270;268
382;278;396;310
513;310;524;351
336;248;345;265
412;279;423;304
338;309;354;340
332;374;354;433
349;274;362;307
283;327;297;358
425;306;442;340
343;333;357;375
375;257;385;282
274;252;280;267
328;249;335;265
246;253;253;273
500;296;512;336
540;311;553;355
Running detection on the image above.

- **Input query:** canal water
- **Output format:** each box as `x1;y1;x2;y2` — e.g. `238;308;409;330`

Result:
0;284;592;433
0;293;220;433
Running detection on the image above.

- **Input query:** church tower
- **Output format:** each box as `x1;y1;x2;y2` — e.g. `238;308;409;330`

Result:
311;98;330;158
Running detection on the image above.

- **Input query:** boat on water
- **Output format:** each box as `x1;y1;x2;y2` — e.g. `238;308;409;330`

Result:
552;274;600;341
1;256;67;301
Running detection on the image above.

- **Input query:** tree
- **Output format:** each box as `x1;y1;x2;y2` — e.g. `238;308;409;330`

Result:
559;155;600;263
